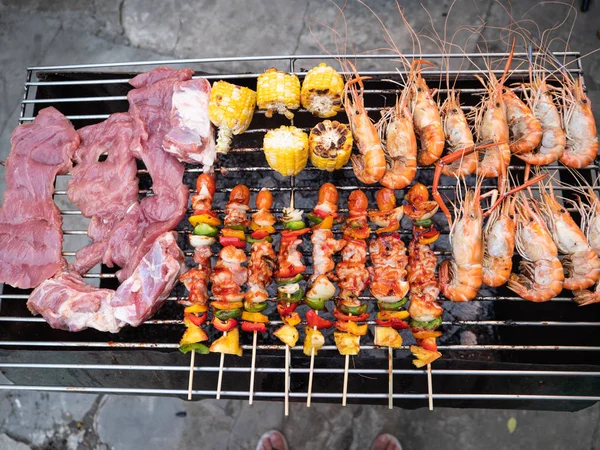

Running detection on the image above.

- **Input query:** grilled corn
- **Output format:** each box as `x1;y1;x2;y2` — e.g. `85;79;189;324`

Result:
208;80;256;154
257;68;300;119
309;120;353;171
263;125;308;176
300;63;344;118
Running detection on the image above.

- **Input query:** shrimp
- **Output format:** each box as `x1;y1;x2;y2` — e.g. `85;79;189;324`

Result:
560;76;599;168
368;188;404;233
518;78;566;165
211;246;248;303
507;196;564;302
503;87;543;155
378;95;417;189
439;90;478;177
344;63;386;184
410;61;445;166
369;233;410;302
536;180;600;291
439;179;483;302
482;191;515;287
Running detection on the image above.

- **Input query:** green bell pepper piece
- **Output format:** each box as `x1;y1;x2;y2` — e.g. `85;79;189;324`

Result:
284;220;306;230
415;218;433;228
247;235;274;244
214;308;243;321
277;288;304;303
179;343;210;354
305;296;325;311
410;316;443;330
305;212;324;224
244;301;268;313
378;298;408;311
276;273;304;285
193;223;219;237
339;303;368;315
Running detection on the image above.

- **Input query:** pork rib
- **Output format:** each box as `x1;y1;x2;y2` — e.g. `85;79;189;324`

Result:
0;107;80;289
27;232;184;333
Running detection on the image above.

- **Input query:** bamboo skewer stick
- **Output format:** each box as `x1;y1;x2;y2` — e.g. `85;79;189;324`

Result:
216;331;227;400
306;325;317;407
427;363;434;410
342;354;349;406
249;330;258;405
388;346;393;409
284;344;290;416
187;349;196;400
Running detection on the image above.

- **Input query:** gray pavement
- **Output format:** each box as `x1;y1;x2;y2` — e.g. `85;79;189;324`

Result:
1;0;600;449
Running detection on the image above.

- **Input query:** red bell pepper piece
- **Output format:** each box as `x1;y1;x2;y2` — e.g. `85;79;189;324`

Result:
212;317;238;332
241;321;267;333
280;228;310;240
275;265;306;279
250;229;270;240
192;209;218;218
277;301;298;317
219;236;246;249
184;312;207;326
306;309;334;329
419;337;438;352
375;318;409;330
333;308;370;322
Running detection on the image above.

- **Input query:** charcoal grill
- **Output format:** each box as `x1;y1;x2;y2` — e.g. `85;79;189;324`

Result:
1;53;600;411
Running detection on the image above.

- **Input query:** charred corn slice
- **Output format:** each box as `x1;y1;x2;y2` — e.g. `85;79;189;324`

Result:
301;63;344;118
208;81;256;154
309;120;353;171
257;68;300;119
263;125;308;176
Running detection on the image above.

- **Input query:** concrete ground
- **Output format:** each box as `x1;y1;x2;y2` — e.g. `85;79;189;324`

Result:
1;0;600;449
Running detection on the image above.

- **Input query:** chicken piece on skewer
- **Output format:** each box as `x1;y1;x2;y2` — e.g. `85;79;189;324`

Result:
334;190;371;355
369;188;410;350
405;184;443;368
179;173;219;354
242;189;277;334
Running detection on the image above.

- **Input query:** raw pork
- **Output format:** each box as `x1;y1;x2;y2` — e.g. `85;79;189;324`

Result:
67;113;142;274
0;107;80;289
27;232;184;333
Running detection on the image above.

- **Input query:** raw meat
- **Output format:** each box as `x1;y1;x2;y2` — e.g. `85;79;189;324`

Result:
27;232;184;333
67;113;142;274
0;107;80;289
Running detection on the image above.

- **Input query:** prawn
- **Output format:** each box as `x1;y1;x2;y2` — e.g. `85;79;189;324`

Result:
507;195;564;302
344;62;386;184
440;90;478;177
503;87;543;155
439;177;484;302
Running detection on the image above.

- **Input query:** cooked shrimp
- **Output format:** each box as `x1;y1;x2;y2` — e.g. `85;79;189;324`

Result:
378;94;418;189
537;181;600;291
246;241;276;303
211;246;248;303
440;90;478;177
503;87;543;155
180;245;212;306
369;233;409;302
344;64;386;184
507;196;564;302
410;62;444;166
368;188;404;233
439;180;483;302
482;192;515;287
407;235;442;322
518;78;565;165
560;77;599;168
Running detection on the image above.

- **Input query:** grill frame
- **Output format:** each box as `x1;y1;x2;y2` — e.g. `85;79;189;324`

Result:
2;53;600;410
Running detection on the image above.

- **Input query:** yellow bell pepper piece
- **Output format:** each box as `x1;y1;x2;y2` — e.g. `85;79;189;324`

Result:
410;345;442;368
273;324;299;347
374;326;403;349
222;228;246;240
334;332;360;355
250;223;276;234
211;301;243;310
210;327;243;357
303;327;325;356
336;321;368;336
282;312;301;327
312;215;334;230
241;311;269;323
184;304;209;314
377;310;410;321
180;324;208;345
412;330;443;340
189;214;222;227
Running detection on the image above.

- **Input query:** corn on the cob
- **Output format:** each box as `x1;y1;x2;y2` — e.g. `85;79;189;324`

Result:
300;63;344;118
257;68;300;119
309;120;353;172
208;80;256;154
263;125;308;176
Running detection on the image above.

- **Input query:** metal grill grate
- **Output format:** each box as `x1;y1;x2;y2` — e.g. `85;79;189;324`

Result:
1;53;600;411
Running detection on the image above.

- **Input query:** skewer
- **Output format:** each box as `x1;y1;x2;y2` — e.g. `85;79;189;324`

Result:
306;325;317;407
187;349;196;400
249;330;258;405
342;354;349;406
284;343;290;416
388;346;393;409
427;363;434;410
216;331;227;400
